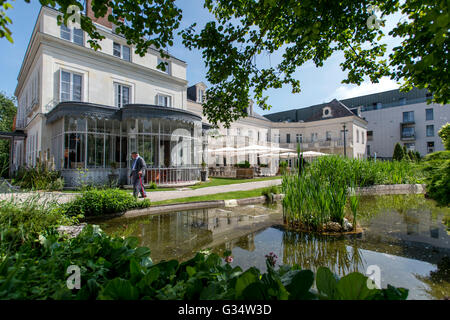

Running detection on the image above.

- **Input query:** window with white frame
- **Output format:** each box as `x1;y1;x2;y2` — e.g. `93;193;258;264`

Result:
157;58;171;75
237;128;241;135
60;70;82;102
274;133;280;143
60;24;84;45
296;134;302;143
114;83;131;108
156;94;172;107
113;42;131;61
198;88;205;102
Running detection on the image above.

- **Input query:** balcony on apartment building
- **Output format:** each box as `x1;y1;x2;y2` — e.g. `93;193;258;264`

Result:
281;138;352;151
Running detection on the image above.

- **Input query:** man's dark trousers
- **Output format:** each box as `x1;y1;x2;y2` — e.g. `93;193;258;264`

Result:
131;172;146;198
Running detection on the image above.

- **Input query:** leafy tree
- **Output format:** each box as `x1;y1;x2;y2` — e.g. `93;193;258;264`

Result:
181;0;450;125
414;151;421;161
0;92;16;177
392;143;404;161
438;123;450;151
1;1;449;126
0;0;182;62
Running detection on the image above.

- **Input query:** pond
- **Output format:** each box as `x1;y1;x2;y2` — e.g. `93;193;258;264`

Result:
99;194;450;300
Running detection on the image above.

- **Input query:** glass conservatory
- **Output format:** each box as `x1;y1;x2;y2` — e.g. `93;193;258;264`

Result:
47;102;205;187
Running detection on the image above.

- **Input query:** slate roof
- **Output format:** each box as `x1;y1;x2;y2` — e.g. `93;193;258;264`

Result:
264;99;357;123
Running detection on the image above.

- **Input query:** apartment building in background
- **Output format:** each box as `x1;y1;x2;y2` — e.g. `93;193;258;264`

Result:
343;88;449;158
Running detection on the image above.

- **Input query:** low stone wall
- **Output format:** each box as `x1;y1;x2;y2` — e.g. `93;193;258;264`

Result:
355;184;426;196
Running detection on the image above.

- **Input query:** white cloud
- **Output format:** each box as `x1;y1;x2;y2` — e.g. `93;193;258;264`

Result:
329;77;400;101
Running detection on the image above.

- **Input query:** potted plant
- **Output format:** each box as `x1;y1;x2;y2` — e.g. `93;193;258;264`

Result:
200;161;208;181
108;161;119;187
236;161;254;178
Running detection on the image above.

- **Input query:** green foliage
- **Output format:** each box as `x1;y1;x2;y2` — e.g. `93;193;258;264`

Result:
148;182;157;190
422;150;450;206
12;163;64;191
237;160;250;168
282;155;424;231
0;92;16;177
181;1;449;125
261;185;279;202
61;189;151;217
393;143;404;161
0;225;408;300
1;1;182;64
308;155;423;187
438;123;450;151
282;161;349;231
0;196;76;251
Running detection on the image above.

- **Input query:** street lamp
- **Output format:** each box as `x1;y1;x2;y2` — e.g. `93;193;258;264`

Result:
341;123;348;157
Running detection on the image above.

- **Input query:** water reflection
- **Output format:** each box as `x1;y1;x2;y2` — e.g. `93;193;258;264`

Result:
101;194;450;299
101;205;282;262
280;230;364;275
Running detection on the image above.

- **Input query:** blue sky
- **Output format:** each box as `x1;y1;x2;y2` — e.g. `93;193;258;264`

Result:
0;0;404;115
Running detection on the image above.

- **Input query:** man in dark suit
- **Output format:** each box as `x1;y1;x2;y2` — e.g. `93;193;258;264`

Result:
130;152;147;198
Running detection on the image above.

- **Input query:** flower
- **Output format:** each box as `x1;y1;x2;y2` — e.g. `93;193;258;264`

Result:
265;252;278;267
224;256;233;263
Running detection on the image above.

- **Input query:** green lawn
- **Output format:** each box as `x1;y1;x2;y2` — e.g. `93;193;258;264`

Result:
189;176;281;189
123;176;280;193
151;187;279;206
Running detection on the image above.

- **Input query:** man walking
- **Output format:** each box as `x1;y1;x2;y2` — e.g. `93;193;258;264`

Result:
130;152;147;198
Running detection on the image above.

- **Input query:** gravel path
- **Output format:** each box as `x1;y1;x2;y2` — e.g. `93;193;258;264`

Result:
0;179;282;204
147;179;282;202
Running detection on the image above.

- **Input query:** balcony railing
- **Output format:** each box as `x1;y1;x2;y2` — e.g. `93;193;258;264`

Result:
401;134;416;140
43;99;60;113
281;139;352;150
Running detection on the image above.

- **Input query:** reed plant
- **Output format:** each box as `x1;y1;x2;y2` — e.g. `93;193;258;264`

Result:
282;153;424;232
282;167;348;231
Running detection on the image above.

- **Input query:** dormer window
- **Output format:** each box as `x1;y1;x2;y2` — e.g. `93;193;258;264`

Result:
157;58;171;75
198;88;205;103
322;107;332;118
113;42;131;61
60;24;83;45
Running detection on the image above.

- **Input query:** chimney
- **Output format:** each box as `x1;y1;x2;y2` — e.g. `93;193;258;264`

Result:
85;0;113;29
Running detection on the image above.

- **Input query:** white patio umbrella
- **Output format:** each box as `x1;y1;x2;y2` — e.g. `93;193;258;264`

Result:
257;153;280;157
301;151;329;158
279;152;298;159
238;145;272;151
208;146;238;153
268;147;296;153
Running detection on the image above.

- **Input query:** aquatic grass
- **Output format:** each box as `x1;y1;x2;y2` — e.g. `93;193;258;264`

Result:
282;166;349;231
281;154;423;232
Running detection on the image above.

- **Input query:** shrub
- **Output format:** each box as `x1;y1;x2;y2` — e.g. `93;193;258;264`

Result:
438;123;450;151
61;189;151;217
0;196;76;251
422;150;450;206
261;185;279;202
13;165;64;191
393;143;404;161
237;161;251;168
148;182;157;189
0;226;408;300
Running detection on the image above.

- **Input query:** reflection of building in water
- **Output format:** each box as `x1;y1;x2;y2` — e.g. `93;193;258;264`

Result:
118;205;278;262
363;206;450;254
